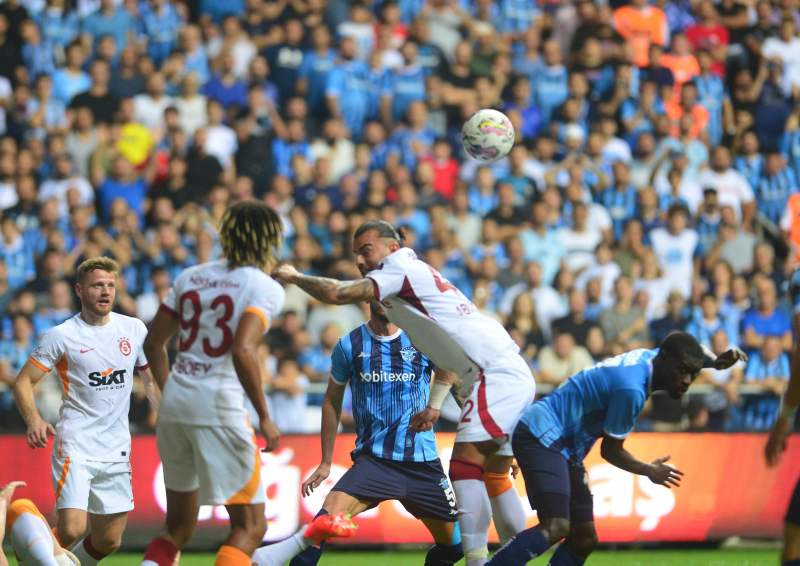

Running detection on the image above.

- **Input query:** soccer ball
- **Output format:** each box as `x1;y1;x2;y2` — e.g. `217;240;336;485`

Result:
461;109;515;162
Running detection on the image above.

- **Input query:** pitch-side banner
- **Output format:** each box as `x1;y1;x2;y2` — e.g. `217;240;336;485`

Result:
3;434;799;544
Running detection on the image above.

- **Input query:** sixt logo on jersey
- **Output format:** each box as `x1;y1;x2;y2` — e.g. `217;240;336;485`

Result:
88;368;127;389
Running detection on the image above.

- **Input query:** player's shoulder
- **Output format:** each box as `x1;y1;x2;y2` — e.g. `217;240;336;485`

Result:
172;260;217;288
38;314;79;342
109;312;148;336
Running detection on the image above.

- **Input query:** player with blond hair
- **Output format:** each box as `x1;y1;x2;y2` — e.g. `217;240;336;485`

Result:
139;201;354;566
13;257;158;566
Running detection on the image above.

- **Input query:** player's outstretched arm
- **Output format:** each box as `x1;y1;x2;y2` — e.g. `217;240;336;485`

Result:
409;370;457;433
600;436;684;488
233;311;281;452
303;378;347;497
12;362;55;449
767;313;800;467
143;307;181;390
272;264;376;305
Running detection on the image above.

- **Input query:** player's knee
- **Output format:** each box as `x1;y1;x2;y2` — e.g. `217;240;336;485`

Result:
425;541;464;565
57;521;85;548
90;532;122;555
568;530;598;556
539;518;570;545
241;512;268;543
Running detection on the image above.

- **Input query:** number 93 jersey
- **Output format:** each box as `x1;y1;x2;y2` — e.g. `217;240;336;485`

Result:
366;248;518;390
158;260;285;426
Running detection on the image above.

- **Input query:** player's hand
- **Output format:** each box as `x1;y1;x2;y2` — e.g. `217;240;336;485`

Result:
27;418;56;449
302;462;331;497
646;456;683;488
713;348;748;370
409;407;440;432
0;481;25;507
510;460;520;479
260;418;281;453
766;417;793;468
271;263;299;284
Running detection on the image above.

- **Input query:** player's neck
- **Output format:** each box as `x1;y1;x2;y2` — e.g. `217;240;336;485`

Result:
367;317;397;337
79;309;111;326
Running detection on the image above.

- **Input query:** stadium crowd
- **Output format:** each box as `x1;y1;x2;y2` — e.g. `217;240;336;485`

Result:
0;0;798;435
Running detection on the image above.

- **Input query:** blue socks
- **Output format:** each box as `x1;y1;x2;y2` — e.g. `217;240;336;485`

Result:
487;527;550;565
289;509;328;566
548;544;585;565
425;523;463;565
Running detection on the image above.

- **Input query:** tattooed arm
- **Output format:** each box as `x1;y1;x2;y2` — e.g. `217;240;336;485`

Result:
272;264;376;305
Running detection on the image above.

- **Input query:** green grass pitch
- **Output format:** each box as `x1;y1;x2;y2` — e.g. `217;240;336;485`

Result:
7;549;780;565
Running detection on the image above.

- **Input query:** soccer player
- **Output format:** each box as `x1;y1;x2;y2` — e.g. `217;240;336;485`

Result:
765;267;800;566
139;201;352;566
0;481;79;566
13;257;158;566
252;300;462;566
272;220;537;566
486;332;747;565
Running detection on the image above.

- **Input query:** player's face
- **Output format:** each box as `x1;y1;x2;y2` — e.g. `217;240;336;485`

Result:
666;362;700;399
369;300;390;323
77;270;116;317
353;231;395;276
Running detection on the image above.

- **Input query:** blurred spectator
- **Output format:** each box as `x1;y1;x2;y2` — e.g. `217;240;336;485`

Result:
537;332;594;386
81;0;134;52
268;355;310;433
650;203;697;298
694;328;744;431
599;275;650;352
650;289;690;346
551;289;598;349
703;205;758;275
69;59;119;125
741;278;792;353
613;0;668;68
686;292;737;347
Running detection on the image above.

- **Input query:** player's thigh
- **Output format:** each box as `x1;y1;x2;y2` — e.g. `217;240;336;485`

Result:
157;420;201;496
455;357;536;452
321;489;375;517
400;459;459;527
511;425;572;522
567;462;594;526
485;453;515;474
87;510;128;547
52;456;92;516
192;424;264;507
87;461;133;516
328;454;407;512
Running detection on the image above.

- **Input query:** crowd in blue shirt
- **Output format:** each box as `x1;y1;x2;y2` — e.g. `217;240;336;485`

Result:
0;0;799;433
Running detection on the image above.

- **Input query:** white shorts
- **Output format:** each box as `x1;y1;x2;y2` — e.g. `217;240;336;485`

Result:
157;420;265;507
51;456;133;516
455;351;536;456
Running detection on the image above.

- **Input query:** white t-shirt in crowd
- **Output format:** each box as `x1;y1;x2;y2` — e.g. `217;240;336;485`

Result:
649;227;699;298
696;168;755;221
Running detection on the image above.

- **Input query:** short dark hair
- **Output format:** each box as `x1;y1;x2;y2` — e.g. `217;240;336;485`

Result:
354;220;405;244
659;332;704;371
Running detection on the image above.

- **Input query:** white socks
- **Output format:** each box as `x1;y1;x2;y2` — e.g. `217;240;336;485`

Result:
490;487;527;545
453;478;492;566
251;525;311;566
10;512;59;566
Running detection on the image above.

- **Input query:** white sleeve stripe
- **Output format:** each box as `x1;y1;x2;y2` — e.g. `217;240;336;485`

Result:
603;430;630;440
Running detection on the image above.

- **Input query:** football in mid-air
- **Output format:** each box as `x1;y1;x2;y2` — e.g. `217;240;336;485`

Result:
461;109;515;162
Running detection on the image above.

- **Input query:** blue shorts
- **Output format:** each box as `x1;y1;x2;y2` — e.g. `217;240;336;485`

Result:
787;473;800;526
332;453;458;522
512;423;594;525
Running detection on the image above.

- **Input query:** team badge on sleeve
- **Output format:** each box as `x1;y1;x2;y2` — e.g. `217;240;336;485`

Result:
401;346;417;362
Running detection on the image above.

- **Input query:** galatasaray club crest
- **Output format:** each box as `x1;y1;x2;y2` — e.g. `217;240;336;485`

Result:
119;338;131;356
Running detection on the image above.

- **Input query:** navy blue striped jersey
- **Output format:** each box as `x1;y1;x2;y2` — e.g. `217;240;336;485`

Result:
331;324;438;462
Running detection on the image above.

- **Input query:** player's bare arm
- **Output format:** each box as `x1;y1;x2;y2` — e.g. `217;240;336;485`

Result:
12;361;56;449
233;311;281;452
767;313;800;467
600;436;684;488
303;378;347;497
701;345;748;370
409;370;458;433
272;264;376;305
143;307;181;390
138;366;161;411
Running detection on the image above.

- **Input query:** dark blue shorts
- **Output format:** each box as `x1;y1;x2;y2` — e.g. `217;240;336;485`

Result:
512;423;594;525
787;473;800;526
332;453;459;522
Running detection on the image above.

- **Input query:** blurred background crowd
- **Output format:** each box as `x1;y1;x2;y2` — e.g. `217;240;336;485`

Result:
0;0;799;435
